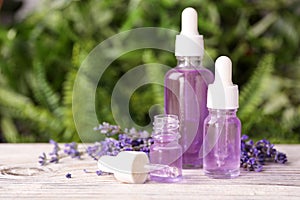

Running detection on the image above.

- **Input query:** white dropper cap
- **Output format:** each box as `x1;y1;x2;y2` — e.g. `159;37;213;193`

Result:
207;56;239;109
98;151;149;184
175;7;204;57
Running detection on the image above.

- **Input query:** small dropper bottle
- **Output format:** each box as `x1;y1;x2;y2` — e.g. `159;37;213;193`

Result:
149;114;182;182
203;56;241;178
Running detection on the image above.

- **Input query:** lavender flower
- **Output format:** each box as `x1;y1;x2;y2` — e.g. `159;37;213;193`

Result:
86;142;103;160
39;125;288;175
253;163;263;172
241;135;249;141
240;135;288;172
49;155;59;163
96;170;102;176
49;139;60;163
275;152;287;164
64;142;81;159
86;138;121;160
49;139;60;154
94;122;122;137
87;124;153;160
38;152;47;166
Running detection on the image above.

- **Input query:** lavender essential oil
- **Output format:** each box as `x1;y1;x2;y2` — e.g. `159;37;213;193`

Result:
203;109;241;178
203;56;241;178
165;8;214;168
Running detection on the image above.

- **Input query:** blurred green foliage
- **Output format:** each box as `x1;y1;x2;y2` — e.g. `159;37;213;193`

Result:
0;0;299;143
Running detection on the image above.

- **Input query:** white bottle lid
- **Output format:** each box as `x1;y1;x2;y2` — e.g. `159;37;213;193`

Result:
207;56;239;109
98;151;149;184
175;7;204;57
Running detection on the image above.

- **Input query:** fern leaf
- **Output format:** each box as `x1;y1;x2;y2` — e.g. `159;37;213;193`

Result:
1;117;19;143
0;87;63;137
32;60;62;117
282;106;300;133
239;54;274;122
61;69;78;141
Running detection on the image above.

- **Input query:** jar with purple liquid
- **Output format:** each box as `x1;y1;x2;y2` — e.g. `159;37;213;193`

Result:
149;114;182;182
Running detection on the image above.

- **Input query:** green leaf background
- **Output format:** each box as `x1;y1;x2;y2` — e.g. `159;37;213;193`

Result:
0;0;299;143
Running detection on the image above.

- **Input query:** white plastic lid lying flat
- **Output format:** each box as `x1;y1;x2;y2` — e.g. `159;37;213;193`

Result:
207;56;239;109
98;151;149;184
175;7;204;57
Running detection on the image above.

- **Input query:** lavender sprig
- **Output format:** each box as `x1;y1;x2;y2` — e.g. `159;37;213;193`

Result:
49;139;60;163
86;138;120;160
39;123;288;174
240;134;288;172
93;122;122;137
38;140;60;166
86;124;153;161
64;142;82;159
38;140;84;166
38;152;47;166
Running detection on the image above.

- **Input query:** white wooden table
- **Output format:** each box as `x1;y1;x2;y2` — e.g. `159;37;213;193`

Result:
0;144;299;199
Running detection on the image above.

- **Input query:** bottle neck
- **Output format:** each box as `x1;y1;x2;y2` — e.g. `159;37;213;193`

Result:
176;56;202;68
153;131;179;143
208;109;237;117
152;114;180;143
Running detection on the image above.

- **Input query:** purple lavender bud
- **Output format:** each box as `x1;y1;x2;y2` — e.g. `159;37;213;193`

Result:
65;173;72;178
241;135;249;141
252;147;259;156
138;130;150;138
49;139;56;145
241;142;246;150
266;145;275;157
49;139;60;156
64;142;81;159
128;128;137;135
247;139;254;146
131;140;141;147
96;170;102;176
94;122;121;137
118;134;126;140
38;152;47;166
147;137;154;145
253;164;263;172
49;156;59;163
140;146;149;153
248;157;256;165
275;152;287;164
124;147;133;151
257;153;265;165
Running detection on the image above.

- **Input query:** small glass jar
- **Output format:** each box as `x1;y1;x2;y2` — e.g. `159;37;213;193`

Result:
203;109;241;178
149;114;182;182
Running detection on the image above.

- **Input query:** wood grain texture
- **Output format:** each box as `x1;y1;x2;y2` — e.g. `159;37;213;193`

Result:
0;144;299;199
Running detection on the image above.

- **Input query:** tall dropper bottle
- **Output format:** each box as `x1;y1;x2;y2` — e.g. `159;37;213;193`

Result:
164;7;214;168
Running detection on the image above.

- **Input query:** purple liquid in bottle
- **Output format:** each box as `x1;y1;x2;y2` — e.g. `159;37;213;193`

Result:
165;57;214;168
203;56;241;178
203;109;241;178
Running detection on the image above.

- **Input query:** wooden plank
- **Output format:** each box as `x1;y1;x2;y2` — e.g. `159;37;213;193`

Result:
0;144;299;199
